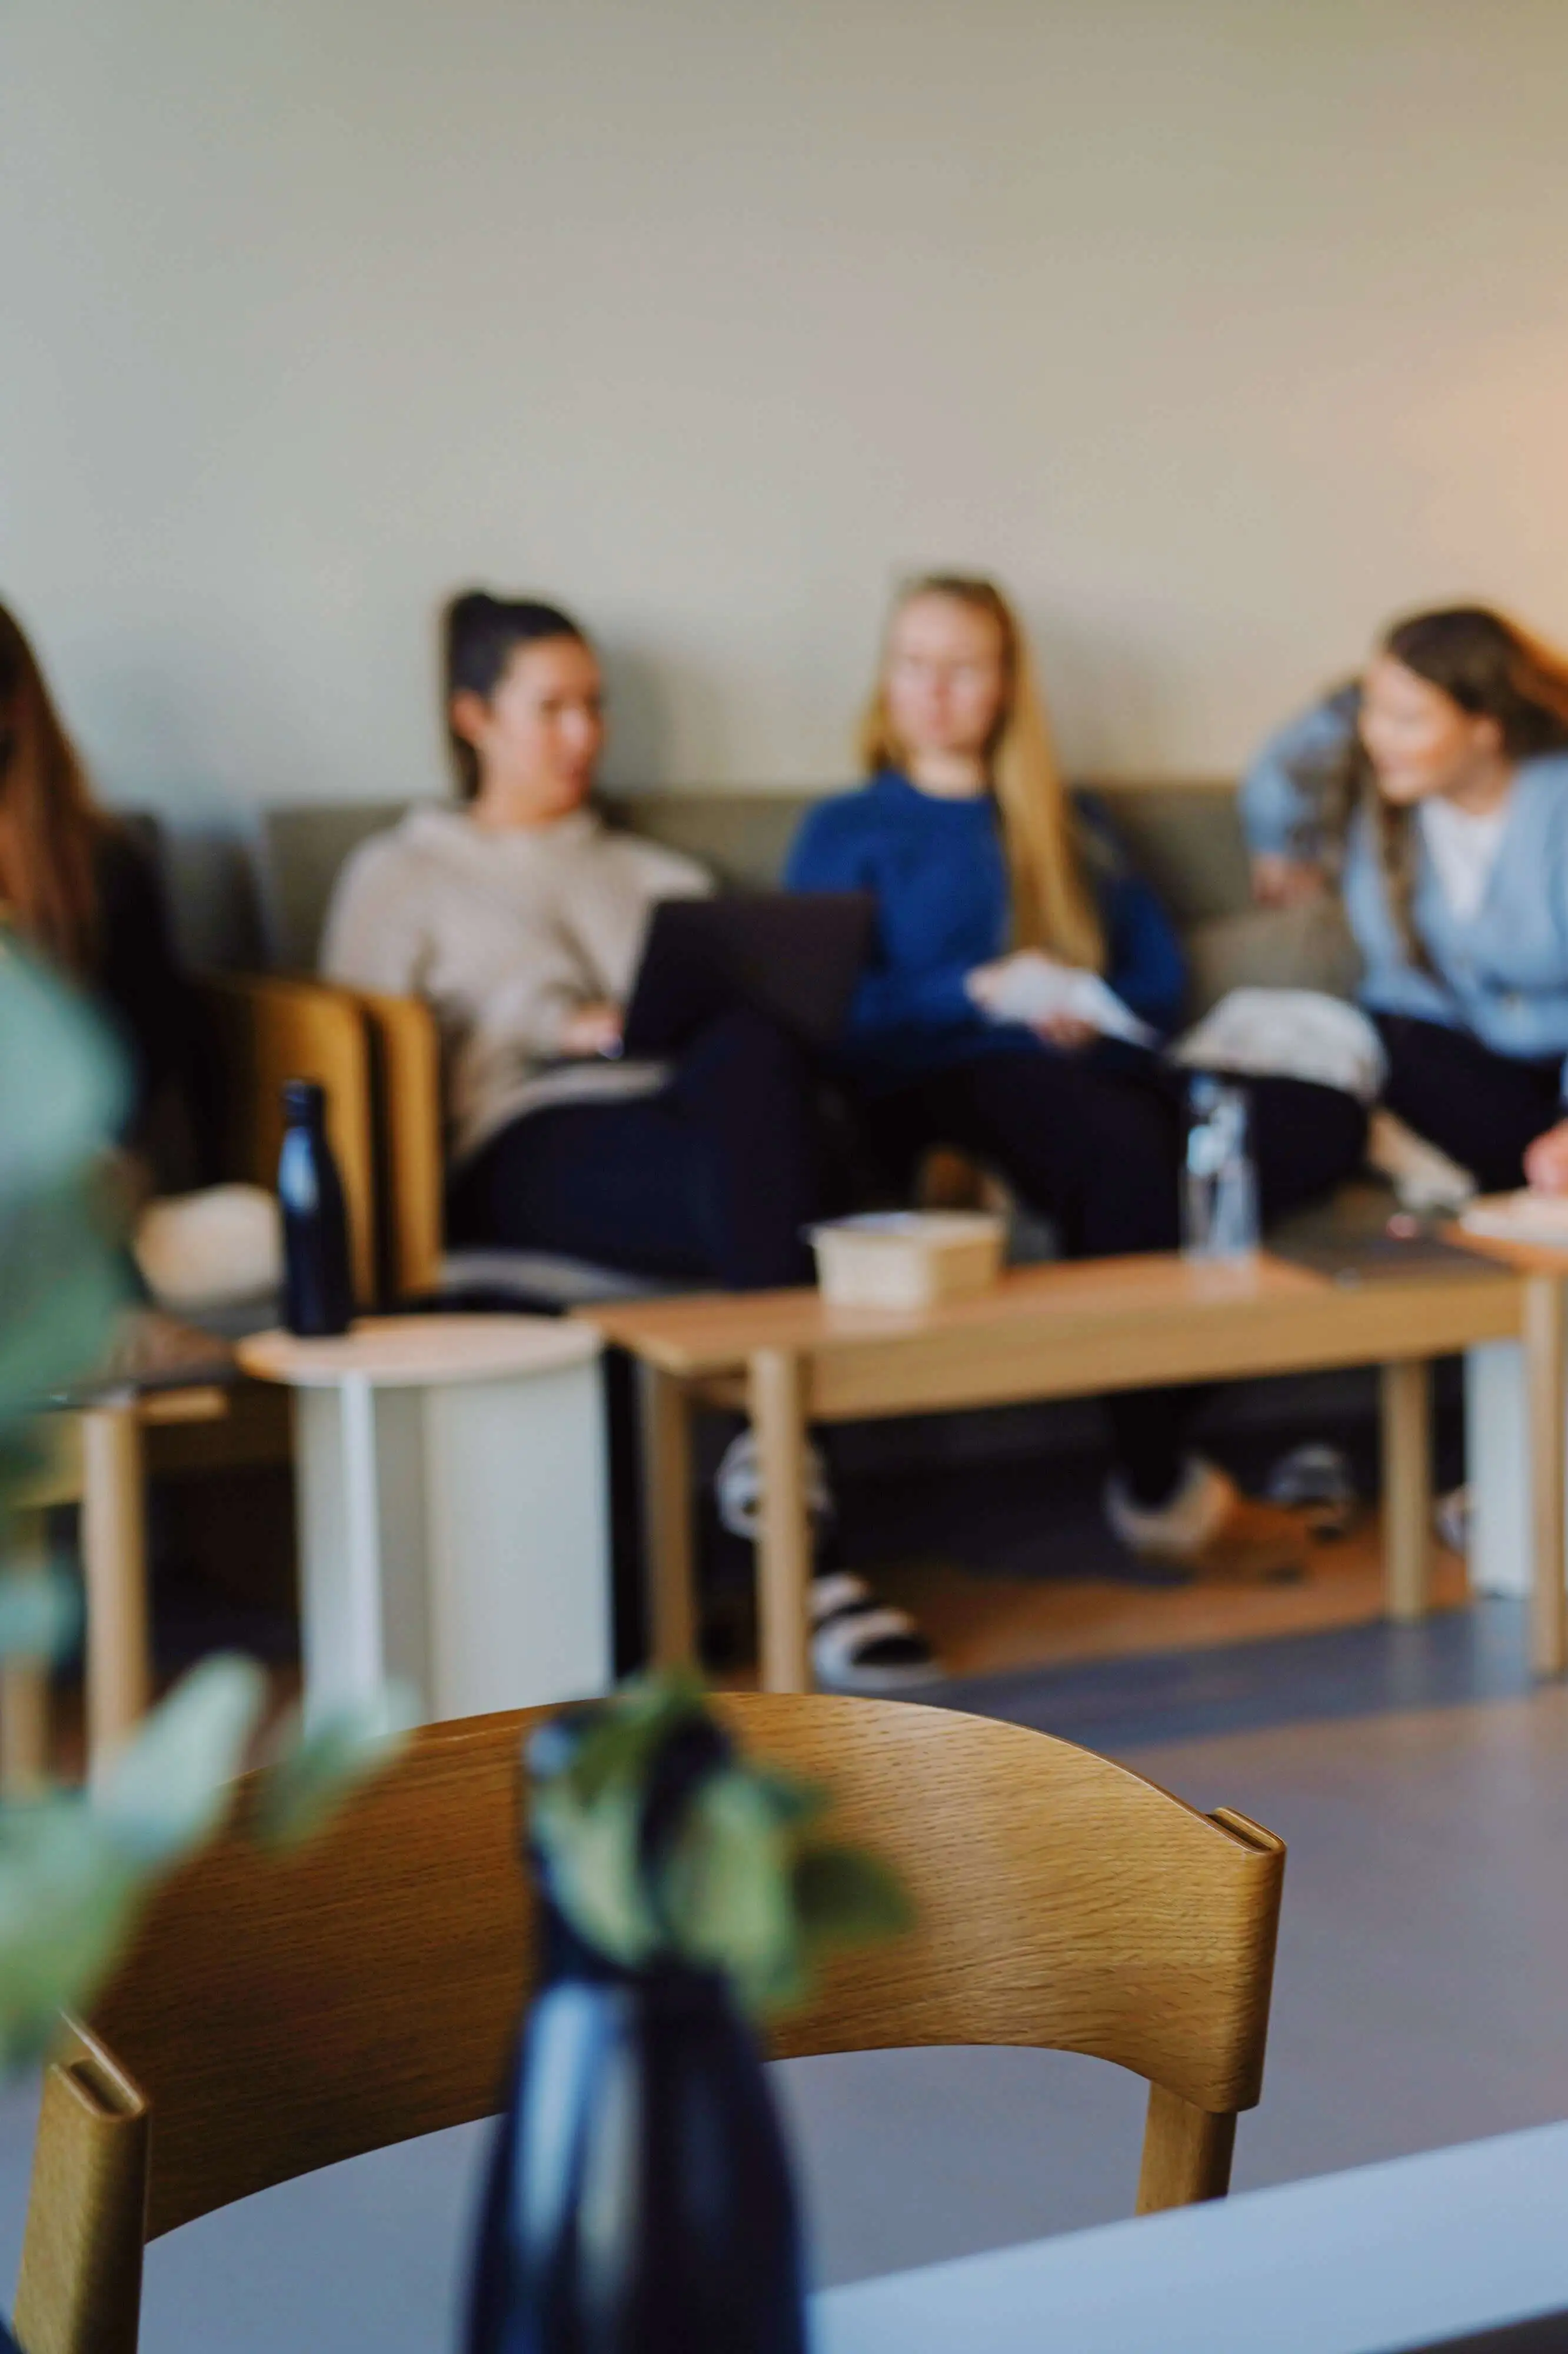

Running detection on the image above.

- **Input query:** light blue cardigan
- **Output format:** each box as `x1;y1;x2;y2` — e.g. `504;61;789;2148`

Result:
1241;688;1568;1093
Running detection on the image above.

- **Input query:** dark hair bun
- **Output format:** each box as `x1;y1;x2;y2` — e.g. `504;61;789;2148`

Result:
441;588;591;797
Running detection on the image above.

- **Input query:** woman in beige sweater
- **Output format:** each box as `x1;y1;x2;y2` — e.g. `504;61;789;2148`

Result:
327;589;935;1693
325;591;822;1290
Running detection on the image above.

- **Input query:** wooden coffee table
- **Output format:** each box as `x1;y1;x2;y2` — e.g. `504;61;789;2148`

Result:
584;1246;1566;1692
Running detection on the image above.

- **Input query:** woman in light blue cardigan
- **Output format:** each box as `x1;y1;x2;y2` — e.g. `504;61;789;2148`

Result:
1240;606;1568;1194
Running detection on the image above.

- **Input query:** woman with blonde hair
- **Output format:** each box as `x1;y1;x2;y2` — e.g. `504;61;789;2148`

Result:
788;574;1364;1558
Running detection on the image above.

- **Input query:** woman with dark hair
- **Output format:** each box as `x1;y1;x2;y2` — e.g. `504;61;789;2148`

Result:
1241;605;1568;1193
0;597;196;1168
326;591;824;1288
327;591;938;1690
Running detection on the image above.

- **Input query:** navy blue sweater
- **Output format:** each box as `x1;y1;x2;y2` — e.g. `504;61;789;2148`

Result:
785;769;1187;1080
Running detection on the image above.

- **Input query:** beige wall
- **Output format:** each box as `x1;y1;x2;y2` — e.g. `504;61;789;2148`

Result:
6;0;1568;847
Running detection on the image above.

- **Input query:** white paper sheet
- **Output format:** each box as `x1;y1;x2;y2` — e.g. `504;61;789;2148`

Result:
973;950;1157;1046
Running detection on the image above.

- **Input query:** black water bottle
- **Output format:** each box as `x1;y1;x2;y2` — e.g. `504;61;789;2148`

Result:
278;1079;354;1336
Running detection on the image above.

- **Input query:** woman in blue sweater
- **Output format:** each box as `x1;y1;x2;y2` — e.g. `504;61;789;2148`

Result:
1241;606;1568;1196
790;574;1365;1560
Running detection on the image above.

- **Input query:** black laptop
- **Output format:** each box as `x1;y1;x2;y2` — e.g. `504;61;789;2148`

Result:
619;892;874;1059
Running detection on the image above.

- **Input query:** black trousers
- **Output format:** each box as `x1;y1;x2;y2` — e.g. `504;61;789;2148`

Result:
1375;1013;1563;1195
447;1007;821;1291
863;1049;1369;1503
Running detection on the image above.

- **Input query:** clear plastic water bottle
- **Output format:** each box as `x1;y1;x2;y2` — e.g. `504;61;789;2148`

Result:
278;1078;354;1336
1182;1076;1260;1262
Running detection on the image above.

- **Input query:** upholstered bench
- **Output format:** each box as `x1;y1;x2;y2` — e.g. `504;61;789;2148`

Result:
252;779;1366;1292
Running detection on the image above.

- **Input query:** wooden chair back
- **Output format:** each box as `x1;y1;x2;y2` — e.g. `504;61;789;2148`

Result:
13;1697;1284;2354
351;986;445;1303
195;972;378;1307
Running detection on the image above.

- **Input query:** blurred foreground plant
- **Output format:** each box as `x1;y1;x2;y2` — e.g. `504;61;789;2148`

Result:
531;1670;910;2014
468;1674;913;2353
0;944;408;2067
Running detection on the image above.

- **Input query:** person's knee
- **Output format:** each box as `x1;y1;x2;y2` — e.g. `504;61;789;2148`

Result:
966;1062;1179;1246
684;1006;810;1094
1254;1079;1369;1195
1328;1092;1371;1165
1080;1079;1178;1173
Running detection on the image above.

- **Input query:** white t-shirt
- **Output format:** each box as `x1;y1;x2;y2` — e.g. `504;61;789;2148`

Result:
1418;795;1510;925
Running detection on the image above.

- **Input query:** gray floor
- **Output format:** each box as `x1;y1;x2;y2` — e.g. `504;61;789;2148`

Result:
8;1602;1568;2350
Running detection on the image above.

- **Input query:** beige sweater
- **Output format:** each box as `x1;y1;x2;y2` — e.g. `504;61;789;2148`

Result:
322;804;711;1163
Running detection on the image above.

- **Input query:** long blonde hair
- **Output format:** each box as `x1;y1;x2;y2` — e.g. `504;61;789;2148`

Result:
858;574;1105;970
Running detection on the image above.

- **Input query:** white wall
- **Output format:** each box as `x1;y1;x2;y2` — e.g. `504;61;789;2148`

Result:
6;0;1568;863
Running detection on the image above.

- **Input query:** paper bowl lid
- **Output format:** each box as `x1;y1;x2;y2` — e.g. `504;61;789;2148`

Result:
808;1211;1004;1244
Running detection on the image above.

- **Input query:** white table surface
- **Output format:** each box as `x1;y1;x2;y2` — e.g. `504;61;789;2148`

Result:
814;2119;1568;2353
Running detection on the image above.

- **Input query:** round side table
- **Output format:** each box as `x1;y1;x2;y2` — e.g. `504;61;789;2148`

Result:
239;1315;610;1725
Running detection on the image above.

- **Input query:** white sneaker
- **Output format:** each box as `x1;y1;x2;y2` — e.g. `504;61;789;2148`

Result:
1104;1456;1240;1562
1435;1484;1470;1555
715;1429;833;1540
810;1573;940;1694
715;1434;940;1690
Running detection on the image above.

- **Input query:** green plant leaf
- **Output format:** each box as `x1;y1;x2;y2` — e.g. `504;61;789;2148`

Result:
0;1181;129;1416
661;1767;804;2013
745;1769;826;1830
0;955;128;1437
94;1655;268;1866
528;1672;716;1967
0;1799;145;2067
0;1561;80;1664
254;1684;418;1848
533;1773;661;1966
558;1670;708;1807
526;1672;914;2010
0;953;418;2076
793;1845;914;1950
0;952;126;1199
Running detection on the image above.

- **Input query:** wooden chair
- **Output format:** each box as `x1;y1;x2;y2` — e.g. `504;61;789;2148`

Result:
5;1391;239;1797
351;985;444;1304
0;972;377;1796
13;1695;1283;2353
197;971;379;1306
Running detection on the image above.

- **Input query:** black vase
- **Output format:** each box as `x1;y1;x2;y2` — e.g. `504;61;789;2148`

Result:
465;1904;808;2354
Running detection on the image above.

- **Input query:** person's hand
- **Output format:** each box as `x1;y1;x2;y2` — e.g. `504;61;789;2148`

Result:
560;1002;624;1058
1033;1013;1097;1051
1251;853;1324;909
1524;1119;1568;1195
966;951;1071;1010
968;955;1096;1046
964;957;1014;1012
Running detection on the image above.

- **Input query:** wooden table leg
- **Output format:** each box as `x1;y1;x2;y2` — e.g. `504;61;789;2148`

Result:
637;1364;697;1670
80;1401;151;1778
1381;1359;1433;1623
1524;1274;1567;1676
0;1662;47;1797
0;1505;50;1797
749;1349;813;1693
